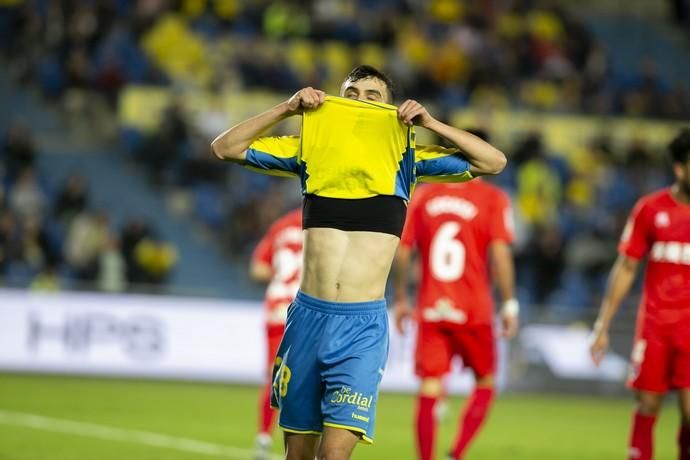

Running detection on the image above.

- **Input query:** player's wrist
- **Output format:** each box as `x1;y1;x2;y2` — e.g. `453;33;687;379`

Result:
592;319;609;335
500;298;519;317
278;100;298;117
421;116;440;130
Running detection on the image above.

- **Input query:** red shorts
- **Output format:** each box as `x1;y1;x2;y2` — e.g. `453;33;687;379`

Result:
628;319;690;393
415;321;495;378
266;324;285;377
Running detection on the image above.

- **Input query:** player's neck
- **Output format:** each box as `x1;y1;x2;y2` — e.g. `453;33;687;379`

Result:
670;184;690;205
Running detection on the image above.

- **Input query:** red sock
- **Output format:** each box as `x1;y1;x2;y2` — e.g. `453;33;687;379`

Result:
679;423;690;460
258;385;276;435
451;387;495;460
629;411;656;460
416;395;438;460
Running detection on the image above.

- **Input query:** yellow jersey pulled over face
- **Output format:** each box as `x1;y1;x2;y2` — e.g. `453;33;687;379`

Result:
244;96;473;201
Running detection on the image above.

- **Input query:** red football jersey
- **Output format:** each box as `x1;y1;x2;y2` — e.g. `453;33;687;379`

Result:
401;180;514;325
618;188;690;325
252;208;303;325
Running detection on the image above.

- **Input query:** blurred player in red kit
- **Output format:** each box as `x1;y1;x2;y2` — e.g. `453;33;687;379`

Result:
393;132;518;460
250;207;303;459
591;129;690;460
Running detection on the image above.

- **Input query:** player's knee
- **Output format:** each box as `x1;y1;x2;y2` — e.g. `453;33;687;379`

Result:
286;449;318;460
419;378;443;397
317;446;353;460
475;374;495;388
635;392;663;415
284;434;319;460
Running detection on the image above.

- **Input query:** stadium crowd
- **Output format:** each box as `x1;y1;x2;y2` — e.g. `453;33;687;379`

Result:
0;122;178;292
0;0;684;309
1;0;689;119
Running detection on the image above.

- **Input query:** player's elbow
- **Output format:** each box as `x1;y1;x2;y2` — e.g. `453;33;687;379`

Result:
484;150;507;175
619;255;640;273
210;138;230;161
471;152;506;177
210;136;244;162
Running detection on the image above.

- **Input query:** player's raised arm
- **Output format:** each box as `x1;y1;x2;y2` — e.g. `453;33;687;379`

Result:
211;87;325;162
397;100;507;176
590;255;640;365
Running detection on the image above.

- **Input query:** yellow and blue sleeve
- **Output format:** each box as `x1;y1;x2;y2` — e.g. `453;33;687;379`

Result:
244;136;300;177
414;144;473;183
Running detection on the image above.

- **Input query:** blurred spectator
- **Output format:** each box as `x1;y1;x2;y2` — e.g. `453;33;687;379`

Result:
18;216;59;273
3;122;36;181
519;223;566;305
30;263;62;292
9;168;45;221
195;96;230;141
121;218;152;283
64;211;110;281
0;210;20;275
133;238;177;285
98;237;126;292
54;173;89;224
120;218;176;287
138;101;189;183
514;134;562;225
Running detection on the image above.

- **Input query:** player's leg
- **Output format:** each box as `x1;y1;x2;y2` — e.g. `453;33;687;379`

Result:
272;300;325;458
448;325;496;460
678;389;690;460
317;426;359;460
629;391;664;460
671;326;690;460
257;325;285;452
415;323;453;460
256;325;285;459
284;432;320;460
256;383;274;457
627;331;670;460
318;296;389;458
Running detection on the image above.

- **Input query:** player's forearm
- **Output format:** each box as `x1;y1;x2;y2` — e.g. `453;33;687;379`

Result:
392;248;412;302
595;256;639;332
490;242;516;303
211;102;292;162
422;119;507;176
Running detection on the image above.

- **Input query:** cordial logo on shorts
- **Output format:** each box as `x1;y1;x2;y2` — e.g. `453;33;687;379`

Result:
329;386;373;410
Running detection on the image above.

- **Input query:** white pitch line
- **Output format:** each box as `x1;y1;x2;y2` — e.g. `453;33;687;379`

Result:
0;409;282;460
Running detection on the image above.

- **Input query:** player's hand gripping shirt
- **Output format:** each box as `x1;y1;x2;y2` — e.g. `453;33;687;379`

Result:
619;188;690;325
251;209;303;325
401;180;514;325
243;96;474;201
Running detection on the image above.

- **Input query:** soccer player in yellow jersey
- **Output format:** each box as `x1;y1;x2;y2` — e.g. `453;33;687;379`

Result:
211;66;506;460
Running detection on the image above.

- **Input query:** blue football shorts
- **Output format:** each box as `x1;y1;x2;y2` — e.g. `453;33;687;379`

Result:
270;290;389;444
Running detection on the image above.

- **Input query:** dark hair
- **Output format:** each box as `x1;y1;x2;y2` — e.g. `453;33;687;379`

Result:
669;128;690;164
344;65;394;102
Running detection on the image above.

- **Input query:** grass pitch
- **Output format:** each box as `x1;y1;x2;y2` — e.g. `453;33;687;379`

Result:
0;373;678;459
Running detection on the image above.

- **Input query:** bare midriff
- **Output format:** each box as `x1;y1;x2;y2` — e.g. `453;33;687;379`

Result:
300;227;399;302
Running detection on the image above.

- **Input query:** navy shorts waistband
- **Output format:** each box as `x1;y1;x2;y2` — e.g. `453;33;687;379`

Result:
294;290;386;315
